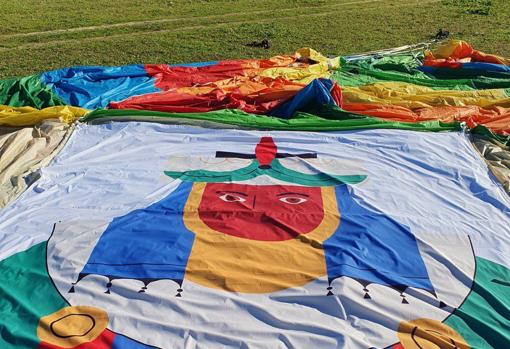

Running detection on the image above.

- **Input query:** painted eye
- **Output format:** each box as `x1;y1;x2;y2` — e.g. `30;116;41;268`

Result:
219;193;246;202
279;197;307;205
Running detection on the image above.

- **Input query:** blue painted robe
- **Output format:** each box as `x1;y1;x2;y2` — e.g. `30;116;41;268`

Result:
79;182;433;293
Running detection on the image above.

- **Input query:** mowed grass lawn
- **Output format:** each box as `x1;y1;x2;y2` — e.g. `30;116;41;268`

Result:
0;0;508;78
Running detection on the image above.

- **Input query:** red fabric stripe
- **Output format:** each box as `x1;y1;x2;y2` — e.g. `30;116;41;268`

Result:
38;329;115;349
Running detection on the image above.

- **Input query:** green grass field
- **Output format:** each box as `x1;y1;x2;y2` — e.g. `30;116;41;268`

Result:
0;0;508;78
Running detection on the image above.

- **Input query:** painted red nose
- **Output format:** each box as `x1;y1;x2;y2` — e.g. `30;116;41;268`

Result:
255;137;277;169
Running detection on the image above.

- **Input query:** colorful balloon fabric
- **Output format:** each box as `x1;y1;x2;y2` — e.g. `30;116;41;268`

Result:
0;41;510;349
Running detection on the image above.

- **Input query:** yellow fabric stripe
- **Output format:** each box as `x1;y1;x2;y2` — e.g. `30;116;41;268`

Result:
342;82;510;109
0;105;88;127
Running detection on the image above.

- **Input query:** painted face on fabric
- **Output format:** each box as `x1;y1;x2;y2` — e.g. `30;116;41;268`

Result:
198;183;325;241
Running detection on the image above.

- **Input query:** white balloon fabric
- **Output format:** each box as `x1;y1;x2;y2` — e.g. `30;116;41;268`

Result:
0;122;509;349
